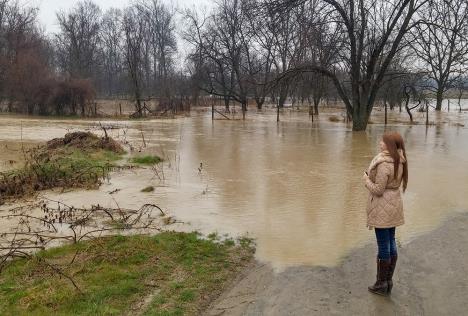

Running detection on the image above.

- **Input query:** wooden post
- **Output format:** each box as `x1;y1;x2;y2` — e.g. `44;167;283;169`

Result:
119;103;122;116
426;102;429;126
212;96;214;121
309;105;314;122
20;121;23;150
141;131;146;147
277;98;280;122
448;99;450;112
385;102;388;125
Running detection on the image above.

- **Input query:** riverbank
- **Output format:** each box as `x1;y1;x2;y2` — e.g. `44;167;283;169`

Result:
207;211;468;316
0;232;254;315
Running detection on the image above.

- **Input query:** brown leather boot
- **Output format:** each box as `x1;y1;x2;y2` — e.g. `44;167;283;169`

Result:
387;255;398;294
368;258;391;296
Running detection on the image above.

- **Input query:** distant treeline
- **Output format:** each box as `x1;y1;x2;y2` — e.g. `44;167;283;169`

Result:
1;0;467;129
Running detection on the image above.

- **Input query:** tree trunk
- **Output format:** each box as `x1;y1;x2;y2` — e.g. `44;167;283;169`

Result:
256;98;264;110
435;89;443;111
242;100;247;120
277;101;280;122
278;84;288;108
426;102;429;125
352;116;368;131
352;100;369;131
224;96;230;112
458;91;463;113
404;89;413;123
313;98;320;115
136;98;142;116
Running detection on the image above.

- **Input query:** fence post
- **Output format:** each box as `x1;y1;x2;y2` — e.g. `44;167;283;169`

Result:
211;95;214;121
426;102;429;126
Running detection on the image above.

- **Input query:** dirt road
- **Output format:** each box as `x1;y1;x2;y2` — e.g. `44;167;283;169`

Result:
207;212;468;316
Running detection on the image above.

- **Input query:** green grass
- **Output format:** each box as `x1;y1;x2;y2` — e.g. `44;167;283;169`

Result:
0;233;254;316
131;155;162;165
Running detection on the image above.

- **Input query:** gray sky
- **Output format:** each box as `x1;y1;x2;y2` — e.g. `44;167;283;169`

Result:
35;0;213;33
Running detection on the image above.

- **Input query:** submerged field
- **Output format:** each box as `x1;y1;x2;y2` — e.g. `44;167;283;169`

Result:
0;108;467;269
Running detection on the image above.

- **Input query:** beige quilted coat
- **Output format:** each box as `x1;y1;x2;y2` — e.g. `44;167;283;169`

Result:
365;150;406;228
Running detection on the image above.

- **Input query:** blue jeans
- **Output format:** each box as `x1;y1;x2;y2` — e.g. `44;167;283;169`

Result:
375;227;397;260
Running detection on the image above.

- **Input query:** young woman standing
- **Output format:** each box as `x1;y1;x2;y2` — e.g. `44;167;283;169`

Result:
363;132;408;296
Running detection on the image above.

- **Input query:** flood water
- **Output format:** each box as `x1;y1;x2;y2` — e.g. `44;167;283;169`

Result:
1;107;468;269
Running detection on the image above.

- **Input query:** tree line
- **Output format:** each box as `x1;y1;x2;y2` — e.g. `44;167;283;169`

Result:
1;0;467;130
0;0;185;117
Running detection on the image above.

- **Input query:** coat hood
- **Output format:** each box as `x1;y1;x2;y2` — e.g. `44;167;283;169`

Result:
368;149;406;173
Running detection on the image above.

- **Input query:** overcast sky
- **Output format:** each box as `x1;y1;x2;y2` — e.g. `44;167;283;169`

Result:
35;0;213;33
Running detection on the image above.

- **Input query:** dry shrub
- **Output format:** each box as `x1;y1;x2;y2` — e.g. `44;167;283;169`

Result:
46;132;124;154
0;132;124;200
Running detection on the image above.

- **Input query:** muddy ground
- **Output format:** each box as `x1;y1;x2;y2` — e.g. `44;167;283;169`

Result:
207;212;468;316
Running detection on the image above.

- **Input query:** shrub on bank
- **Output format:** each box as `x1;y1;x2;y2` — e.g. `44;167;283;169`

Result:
0;132;124;200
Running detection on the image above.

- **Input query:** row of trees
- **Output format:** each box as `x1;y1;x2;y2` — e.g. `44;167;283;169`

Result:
0;0;183;116
185;0;468;130
1;0;468;129
55;0;182;116
0;0;98;115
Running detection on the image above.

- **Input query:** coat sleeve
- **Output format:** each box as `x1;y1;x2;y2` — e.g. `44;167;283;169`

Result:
365;163;389;197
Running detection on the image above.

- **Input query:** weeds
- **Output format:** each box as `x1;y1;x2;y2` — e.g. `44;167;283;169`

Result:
131;155;162;165
0;132;125;200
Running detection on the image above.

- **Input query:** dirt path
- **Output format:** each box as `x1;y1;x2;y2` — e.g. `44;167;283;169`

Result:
206;212;468;316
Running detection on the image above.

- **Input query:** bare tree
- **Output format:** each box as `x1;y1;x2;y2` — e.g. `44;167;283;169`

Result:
298;0;343;115
0;0;54;114
274;0;429;131
135;0;177;99
100;8;124;97
243;1;276;110
270;3;304;109
186;0;252;117
410;0;468;111
55;1;102;80
122;5;146;116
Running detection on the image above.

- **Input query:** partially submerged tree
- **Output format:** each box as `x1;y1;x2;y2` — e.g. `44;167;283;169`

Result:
410;0;468;111
274;0;429;131
185;0;253;116
122;5;146;116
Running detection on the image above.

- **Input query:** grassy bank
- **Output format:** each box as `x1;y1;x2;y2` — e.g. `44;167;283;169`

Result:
0;232;254;315
0;132;124;200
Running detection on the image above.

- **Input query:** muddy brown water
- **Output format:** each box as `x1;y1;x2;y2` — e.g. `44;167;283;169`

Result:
0;107;467;269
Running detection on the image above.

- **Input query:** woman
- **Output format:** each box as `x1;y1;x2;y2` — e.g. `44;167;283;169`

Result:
363;132;408;296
